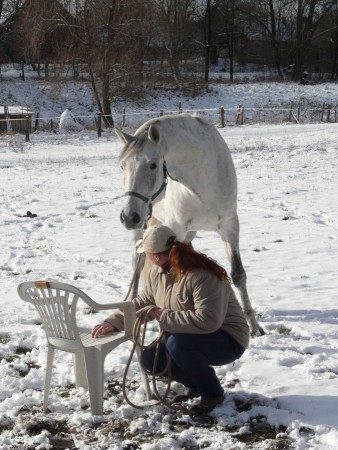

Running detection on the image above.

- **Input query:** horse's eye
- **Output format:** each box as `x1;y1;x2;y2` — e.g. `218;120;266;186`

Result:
150;163;157;170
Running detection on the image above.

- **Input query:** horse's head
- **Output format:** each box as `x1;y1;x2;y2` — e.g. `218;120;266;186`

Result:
115;125;166;230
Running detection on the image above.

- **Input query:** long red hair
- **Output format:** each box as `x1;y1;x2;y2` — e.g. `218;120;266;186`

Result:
168;242;229;282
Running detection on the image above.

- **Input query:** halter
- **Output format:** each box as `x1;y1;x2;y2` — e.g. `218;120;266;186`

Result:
124;161;177;221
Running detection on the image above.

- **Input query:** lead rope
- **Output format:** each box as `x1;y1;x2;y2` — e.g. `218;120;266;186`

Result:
122;305;190;415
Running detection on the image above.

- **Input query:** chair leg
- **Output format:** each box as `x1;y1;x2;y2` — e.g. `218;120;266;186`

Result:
73;352;88;388
136;347;152;400
83;349;104;415
44;345;54;412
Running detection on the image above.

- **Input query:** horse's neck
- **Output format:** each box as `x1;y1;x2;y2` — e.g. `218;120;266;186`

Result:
162;132;211;183
164;125;209;179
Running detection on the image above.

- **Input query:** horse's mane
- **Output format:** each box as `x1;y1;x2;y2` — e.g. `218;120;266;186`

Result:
118;114;210;162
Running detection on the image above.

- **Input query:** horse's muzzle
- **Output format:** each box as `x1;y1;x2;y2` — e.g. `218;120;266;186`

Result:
120;210;141;229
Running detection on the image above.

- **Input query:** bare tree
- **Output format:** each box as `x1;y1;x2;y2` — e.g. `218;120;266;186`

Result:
62;0;147;126
239;0;293;79
4;0;77;78
151;0;197;83
288;0;337;78
205;0;211;82
212;0;245;82
329;0;338;78
0;0;24;60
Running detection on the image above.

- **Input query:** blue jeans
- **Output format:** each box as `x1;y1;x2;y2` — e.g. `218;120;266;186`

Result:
141;330;245;399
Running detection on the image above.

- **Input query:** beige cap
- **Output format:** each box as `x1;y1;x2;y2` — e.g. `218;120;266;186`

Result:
135;225;176;253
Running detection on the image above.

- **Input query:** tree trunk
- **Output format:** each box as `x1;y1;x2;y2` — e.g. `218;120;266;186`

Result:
268;0;284;79
169;55;181;83
331;5;338;79
294;0;304;79
204;0;211;82
102;73;114;127
45;62;49;80
100;1;116;127
88;64;105;117
229;32;234;83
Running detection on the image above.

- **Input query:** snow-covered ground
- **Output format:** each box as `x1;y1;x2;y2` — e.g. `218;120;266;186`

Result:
0;74;338;449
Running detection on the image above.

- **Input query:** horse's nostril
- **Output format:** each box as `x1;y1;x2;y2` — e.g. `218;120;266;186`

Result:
120;211;141;228
132;212;141;224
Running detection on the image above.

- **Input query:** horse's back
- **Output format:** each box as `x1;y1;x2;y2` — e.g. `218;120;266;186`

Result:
136;114;224;141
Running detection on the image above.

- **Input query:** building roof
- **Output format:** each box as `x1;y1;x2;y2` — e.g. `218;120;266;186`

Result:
0;106;33;115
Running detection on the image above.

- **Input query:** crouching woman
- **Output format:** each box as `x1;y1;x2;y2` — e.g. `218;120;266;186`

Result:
92;224;249;414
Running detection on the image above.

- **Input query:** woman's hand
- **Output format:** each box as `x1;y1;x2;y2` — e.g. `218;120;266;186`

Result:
91;322;116;338
152;307;166;321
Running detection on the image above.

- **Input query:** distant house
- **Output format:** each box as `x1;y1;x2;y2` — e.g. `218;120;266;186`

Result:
0;106;33;133
0;0;78;69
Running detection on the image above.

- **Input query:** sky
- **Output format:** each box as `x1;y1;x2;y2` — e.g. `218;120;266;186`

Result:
0;65;337;449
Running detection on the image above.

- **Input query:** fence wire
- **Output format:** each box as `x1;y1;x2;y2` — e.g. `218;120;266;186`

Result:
0;104;337;140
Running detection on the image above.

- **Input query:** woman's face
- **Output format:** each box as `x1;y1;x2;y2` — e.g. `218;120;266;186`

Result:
147;252;169;267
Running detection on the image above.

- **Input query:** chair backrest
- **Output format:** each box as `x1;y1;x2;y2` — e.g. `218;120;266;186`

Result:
18;281;82;341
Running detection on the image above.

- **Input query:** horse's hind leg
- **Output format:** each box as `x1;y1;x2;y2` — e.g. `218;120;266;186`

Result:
229;248;264;336
220;221;264;336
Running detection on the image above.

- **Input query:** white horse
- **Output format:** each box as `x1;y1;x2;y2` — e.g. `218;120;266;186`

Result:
115;113;263;336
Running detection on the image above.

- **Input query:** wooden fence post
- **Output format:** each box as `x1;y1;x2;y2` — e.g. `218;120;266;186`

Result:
321;103;325;121
34;113;39;131
236;105;244;125
97;113;102;138
25;116;30;142
21;61;25;81
327;105;331;122
220;106;225;128
289;101;293;122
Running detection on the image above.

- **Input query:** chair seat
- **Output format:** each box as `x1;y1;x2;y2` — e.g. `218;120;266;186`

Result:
78;328;130;348
48;328;130;352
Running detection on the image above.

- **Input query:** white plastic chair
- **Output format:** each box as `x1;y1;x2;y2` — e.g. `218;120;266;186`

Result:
17;280;151;415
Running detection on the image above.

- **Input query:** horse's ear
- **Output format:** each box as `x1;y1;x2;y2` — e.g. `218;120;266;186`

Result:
115;128;134;144
148;124;161;144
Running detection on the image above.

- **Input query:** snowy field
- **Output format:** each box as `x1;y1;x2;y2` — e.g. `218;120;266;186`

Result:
0;120;337;450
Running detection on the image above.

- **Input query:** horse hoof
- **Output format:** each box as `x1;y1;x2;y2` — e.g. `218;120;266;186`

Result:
251;327;265;337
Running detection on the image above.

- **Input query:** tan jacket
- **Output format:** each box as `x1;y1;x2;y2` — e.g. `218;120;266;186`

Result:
106;266;250;349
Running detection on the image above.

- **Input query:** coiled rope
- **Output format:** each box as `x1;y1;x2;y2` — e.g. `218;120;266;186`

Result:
122;304;190;414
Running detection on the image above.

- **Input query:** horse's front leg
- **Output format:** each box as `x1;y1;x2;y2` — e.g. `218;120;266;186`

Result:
129;250;145;300
127;229;145;301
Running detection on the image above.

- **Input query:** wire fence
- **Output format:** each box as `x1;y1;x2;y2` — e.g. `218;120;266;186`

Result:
0;103;337;142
